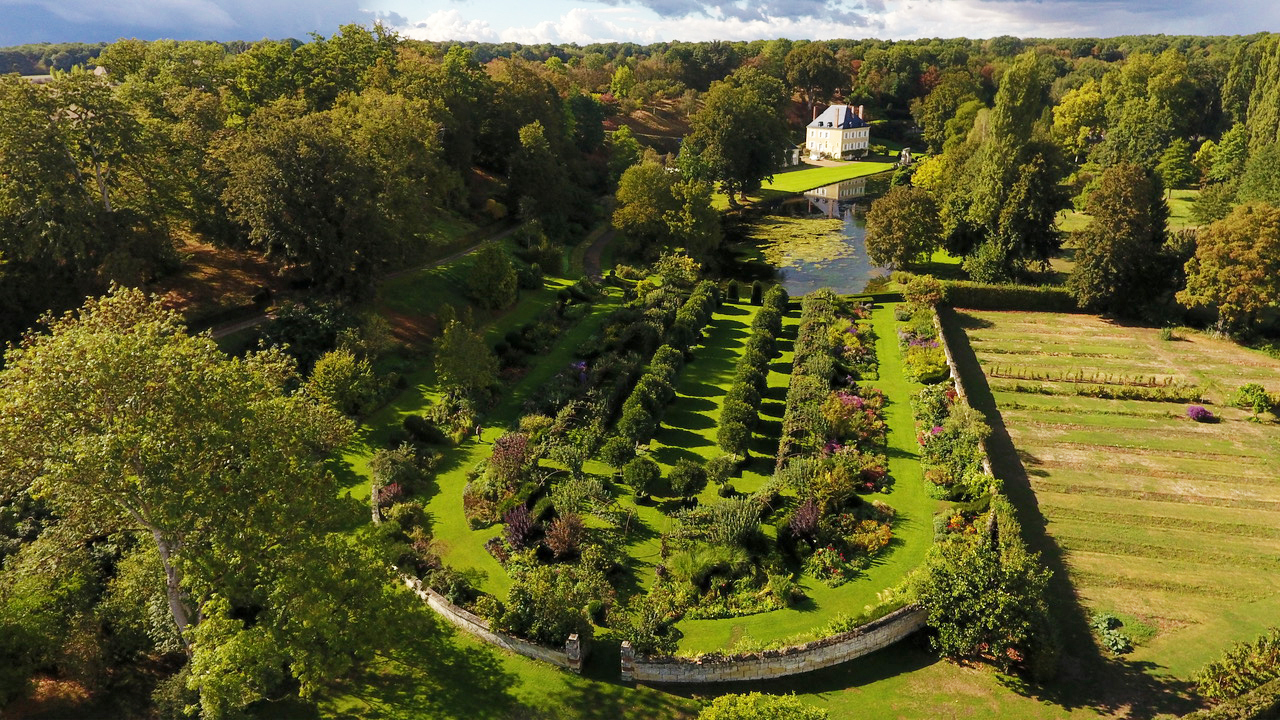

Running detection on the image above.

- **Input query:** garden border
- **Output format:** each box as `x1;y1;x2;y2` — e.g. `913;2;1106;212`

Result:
931;309;994;477
621;604;926;683
402;575;586;674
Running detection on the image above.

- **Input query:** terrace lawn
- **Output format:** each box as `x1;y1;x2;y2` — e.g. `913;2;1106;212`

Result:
944;308;1280;680
761;161;899;193
1057;188;1201;235
674;300;939;654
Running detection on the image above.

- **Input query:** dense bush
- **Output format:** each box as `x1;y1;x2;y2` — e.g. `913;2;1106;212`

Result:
1231;383;1276;419
496;553;614;646
623;456;662;498
1196;627;1280;703
668;459;708;500
698;692;828;720
940;280;1078;312
1187;405;1217;422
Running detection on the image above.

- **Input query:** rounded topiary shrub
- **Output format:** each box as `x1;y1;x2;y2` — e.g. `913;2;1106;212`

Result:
726;280;740;302
623;456;662;498
750;280;764;305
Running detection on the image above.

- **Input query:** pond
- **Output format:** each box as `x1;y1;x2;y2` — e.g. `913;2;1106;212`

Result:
743;172;893;296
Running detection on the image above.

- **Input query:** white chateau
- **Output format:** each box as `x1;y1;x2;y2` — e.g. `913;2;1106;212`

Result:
805;104;870;160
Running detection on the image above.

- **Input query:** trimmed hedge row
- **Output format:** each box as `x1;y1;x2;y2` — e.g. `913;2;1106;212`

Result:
617;281;720;444
776;290;844;470
717;285;789;456
940;280;1078;312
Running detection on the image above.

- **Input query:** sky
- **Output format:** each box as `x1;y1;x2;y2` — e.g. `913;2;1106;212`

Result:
2;0;1279;47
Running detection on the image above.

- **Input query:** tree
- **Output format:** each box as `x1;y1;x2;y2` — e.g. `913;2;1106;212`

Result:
613;163;721;259
865;186;943;268
785;42;842;109
606;126;642;186
915;71;981;154
466;243;518;310
1051;79;1105;162
668;459;707;501
1178;204;1280;333
610;64;636;98
1208;123;1249;183
215;101;384;297
684;69;790;206
1067;163;1170;314
0;288;415;715
306;347;379;416
1236;142;1280;206
1155;138;1195;193
435;317;500;397
699;692;828;720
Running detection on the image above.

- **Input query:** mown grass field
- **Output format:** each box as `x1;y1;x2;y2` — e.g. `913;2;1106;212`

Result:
956;309;1280;678
1058;188;1201;235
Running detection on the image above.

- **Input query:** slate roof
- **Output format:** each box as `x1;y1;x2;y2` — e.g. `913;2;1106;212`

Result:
807;105;868;129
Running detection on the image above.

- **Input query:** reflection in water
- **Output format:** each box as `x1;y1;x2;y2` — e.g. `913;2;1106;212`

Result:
762;172;892;296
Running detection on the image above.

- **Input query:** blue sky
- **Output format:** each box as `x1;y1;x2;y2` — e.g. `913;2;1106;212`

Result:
2;0;1279;46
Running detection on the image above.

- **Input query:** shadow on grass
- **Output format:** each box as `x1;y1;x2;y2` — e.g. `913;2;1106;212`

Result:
937;306;1200;719
663;408;716;431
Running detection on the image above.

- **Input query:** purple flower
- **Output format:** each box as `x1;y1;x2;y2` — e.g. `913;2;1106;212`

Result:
823;441;844;456
931;425;944;435
1187;405;1215;422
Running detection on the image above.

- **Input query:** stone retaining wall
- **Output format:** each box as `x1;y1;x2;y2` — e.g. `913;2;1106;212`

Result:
622;604;926;684
403;575;584;673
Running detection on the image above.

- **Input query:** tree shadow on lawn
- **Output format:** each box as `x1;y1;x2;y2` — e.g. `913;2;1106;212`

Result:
769;360;793;375
538;664;698;720
719;303;750;317
318;626;522;720
663;407;716;431
938;306;1200;719
671;395;717;414
760;400;786;418
763;385;788;402
651;443;707;467
679;381;729;399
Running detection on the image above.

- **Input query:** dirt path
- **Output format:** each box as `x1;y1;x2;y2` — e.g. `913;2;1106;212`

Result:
209;223;523;339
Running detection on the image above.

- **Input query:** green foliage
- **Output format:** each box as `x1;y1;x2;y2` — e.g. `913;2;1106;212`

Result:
1236;142;1280;206
496;554;614;646
903;275;945;306
623;456;662;498
1090;612;1133;655
435;318;500;398
600;436;637;469
467;243;519;311
668;459;708;500
1156;138;1196;190
918;503;1053;673
1178;204;1280;333
684;67;790;204
865;186;943;268
1231;383;1276;419
903;345;949;384
306;347;379;416
698;692;828;720
1067;163;1172;315
1196;627;1280;702
938;280;1078;312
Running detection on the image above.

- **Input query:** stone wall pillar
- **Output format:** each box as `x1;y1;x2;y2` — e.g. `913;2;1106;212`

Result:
620;641;635;682
566;634;582;674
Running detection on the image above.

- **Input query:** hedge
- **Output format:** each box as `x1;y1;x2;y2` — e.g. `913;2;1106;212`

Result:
940;280;1078;312
717;285;787;456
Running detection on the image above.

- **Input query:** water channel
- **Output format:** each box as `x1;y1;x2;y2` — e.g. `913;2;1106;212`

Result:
746;171;894;296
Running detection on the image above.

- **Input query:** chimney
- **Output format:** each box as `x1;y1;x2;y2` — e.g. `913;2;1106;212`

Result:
858;105;865;120
812;105;819;121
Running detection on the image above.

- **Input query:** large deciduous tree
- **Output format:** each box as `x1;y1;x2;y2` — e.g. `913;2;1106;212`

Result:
0;287;419;715
683;67;790;207
1068;163;1170;315
1178;204;1280;333
613;159;720;259
865;186;943;268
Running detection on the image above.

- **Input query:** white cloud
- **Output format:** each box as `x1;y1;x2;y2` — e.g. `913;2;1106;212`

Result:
402;8;498;41
387;0;1280;44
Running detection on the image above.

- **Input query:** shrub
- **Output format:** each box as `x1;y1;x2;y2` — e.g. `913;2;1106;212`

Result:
403;414;448;445
1196;627;1280;702
307;348;380;416
698;692;828;720
503;505;536;548
706;454;737;486
717;417;753;458
498;560;612;646
1187;405;1216;422
600;435;636;469
904;345;949;384
789;497;820;539
669;459;708;500
617;403;656;443
467;243;518;310
545;513;586;558
726;280;740;302
750;281;764;305
369;444;423;494
488;432;532;488
904;274;945;306
1231;383;1275;419
623;456;662;498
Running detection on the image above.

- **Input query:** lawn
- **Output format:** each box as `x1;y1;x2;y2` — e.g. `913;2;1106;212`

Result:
762;161;898;193
945;309;1280;681
1057;188;1201;235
